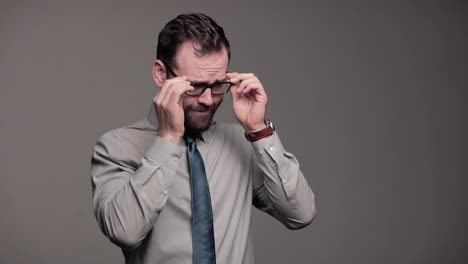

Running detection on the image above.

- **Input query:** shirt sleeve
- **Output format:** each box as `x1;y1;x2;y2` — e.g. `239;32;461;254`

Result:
250;132;316;230
91;133;184;249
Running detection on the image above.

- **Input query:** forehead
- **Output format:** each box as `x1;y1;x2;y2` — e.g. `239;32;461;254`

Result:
174;42;229;81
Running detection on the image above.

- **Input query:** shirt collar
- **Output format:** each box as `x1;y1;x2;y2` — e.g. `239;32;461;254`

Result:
147;104;216;144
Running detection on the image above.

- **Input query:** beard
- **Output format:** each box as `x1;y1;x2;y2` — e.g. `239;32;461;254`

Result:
184;98;223;135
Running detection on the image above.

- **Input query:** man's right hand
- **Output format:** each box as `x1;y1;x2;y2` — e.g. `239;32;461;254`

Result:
153;76;193;145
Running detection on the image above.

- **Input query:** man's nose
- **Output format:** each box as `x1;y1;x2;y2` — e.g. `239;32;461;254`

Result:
197;88;214;106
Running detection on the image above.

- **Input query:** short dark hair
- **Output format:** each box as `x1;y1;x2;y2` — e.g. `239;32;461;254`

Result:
156;13;231;69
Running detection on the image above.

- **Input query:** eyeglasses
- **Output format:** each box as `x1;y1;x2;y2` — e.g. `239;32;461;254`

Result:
163;62;232;97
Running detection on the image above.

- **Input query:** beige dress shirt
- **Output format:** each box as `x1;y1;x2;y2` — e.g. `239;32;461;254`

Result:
91;106;316;264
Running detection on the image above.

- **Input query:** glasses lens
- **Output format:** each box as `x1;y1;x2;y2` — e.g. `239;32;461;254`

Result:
185;82;231;96
211;83;231;95
186;85;205;96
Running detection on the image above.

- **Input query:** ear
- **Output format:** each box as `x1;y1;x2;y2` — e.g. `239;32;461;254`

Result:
152;60;167;88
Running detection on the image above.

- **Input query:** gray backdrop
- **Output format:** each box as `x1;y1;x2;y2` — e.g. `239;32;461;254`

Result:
1;0;467;263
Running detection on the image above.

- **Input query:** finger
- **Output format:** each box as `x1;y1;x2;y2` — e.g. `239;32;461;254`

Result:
230;84;241;103
172;83;194;106
158;79;184;105
227;72;240;85
240;85;261;99
164;82;192;109
161;76;188;93
237;77;259;93
226;72;239;79
235;73;255;82
240;85;256;96
159;80;190;109
228;72;254;83
230;74;256;91
157;76;188;104
239;81;267;102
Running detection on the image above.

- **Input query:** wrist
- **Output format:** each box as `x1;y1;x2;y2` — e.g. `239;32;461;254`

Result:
159;131;183;145
245;122;267;132
244;119;275;142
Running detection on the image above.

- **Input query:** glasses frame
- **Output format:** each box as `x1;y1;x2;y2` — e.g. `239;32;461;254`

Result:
163;62;232;97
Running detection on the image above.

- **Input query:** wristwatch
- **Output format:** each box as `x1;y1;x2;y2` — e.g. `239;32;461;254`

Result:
244;119;275;142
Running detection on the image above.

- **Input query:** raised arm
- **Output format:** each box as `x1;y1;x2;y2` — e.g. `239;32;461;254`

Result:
250;132;316;229
91;133;183;249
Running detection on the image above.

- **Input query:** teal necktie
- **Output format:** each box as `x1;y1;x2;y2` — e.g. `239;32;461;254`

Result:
185;136;216;264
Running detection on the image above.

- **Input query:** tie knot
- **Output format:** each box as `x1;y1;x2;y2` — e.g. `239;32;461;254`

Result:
184;135;196;145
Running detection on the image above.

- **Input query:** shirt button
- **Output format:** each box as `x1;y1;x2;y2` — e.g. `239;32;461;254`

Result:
269;146;274;151
282;179;286;184
163;190;168;195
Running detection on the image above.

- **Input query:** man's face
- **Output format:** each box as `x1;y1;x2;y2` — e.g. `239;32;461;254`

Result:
172;42;229;134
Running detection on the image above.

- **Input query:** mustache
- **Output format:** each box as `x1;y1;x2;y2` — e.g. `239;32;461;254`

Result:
186;105;213;112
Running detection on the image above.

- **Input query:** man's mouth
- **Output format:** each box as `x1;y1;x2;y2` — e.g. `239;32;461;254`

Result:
191;110;211;115
189;107;212;113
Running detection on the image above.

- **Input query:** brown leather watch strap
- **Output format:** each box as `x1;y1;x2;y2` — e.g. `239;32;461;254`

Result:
244;120;275;142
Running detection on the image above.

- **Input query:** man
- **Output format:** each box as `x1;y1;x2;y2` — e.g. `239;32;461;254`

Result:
91;13;315;264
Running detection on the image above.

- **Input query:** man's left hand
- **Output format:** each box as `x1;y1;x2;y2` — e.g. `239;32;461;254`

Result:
227;72;268;131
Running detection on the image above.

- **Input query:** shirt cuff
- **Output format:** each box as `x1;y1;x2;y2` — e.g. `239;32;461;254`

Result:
251;132;285;163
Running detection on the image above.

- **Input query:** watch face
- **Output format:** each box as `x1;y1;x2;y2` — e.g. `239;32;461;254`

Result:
266;120;274;130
